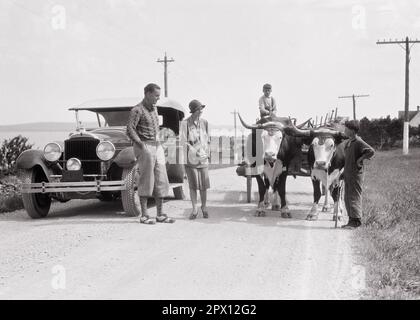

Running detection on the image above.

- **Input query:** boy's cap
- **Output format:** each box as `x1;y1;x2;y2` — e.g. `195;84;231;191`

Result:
344;120;360;132
263;83;272;90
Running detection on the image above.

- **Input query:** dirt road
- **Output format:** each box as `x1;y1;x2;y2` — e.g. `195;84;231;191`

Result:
0;167;362;299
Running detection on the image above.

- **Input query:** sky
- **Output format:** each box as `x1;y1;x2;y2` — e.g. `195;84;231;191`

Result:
1;0;420;126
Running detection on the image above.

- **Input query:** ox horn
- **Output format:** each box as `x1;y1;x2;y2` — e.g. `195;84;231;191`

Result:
285;117;312;136
238;114;284;131
238;113;260;130
260;121;284;131
312;127;343;138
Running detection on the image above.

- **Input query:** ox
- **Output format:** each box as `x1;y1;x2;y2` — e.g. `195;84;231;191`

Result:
286;123;347;221
239;114;312;218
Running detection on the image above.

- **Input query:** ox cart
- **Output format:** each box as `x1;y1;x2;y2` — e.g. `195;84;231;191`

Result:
236;146;344;227
236;143;312;203
236;113;348;227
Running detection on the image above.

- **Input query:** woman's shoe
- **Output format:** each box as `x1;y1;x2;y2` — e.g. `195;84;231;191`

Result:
189;209;198;220
201;208;209;219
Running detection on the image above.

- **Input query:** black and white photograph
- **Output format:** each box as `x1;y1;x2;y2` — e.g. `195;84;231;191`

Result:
0;0;419;305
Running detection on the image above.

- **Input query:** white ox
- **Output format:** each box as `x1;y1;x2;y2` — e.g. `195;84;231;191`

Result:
287;123;346;221
239;115;290;217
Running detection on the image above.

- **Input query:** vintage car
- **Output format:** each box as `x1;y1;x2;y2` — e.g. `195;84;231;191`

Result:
17;98;186;219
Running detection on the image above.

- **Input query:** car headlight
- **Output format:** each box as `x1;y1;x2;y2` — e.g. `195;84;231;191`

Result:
96;141;115;161
66;158;82;171
44;142;62;162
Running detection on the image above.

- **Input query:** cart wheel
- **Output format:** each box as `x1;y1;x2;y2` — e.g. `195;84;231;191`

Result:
335;180;345;228
246;176;252;203
173;186;185;200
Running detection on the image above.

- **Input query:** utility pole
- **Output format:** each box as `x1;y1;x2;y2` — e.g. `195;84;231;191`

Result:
231;109;238;162
377;37;420;155
338;94;369;120
157;52;175;97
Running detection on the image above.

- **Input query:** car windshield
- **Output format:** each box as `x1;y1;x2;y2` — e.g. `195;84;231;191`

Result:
74;110;129;128
74;110;164;128
98;111;130;126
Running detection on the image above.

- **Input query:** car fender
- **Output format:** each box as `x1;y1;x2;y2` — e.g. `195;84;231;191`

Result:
16;150;54;181
114;147;136;169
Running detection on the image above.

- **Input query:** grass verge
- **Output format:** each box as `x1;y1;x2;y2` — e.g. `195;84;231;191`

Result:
356;148;420;299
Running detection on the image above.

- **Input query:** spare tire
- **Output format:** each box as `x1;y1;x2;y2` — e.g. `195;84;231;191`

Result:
121;166;141;217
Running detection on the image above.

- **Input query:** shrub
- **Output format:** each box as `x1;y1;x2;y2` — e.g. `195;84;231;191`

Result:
0;135;33;176
0;192;23;213
0;175;23;213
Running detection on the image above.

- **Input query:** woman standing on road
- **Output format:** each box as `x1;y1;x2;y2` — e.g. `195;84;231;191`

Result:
180;100;211;220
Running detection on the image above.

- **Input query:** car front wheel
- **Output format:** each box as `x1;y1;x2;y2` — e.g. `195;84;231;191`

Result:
121;166;141;217
21;168;51;219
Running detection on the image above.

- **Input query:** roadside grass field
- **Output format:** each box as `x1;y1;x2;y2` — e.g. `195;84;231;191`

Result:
356;148;420;299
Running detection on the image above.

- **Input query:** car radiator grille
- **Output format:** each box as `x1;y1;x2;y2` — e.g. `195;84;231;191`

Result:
64;139;101;174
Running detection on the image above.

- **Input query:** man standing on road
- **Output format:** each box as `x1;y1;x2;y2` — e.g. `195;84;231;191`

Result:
341;120;375;230
258;83;277;118
126;83;175;225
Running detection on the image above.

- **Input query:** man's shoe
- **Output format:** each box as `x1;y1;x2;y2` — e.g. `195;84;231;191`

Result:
341;224;356;230
140;215;156;225
341;218;361;229
156;214;176;223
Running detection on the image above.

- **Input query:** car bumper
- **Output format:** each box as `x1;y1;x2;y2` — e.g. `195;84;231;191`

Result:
21;181;185;194
21;180;127;194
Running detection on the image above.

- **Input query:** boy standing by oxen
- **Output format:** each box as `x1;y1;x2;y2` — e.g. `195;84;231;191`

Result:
341;120;375;229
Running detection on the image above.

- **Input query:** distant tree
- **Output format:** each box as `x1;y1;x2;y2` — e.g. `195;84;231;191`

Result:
359;117;371;140
359;116;407;150
386;117;403;146
409;124;420;146
360;117;382;148
410;124;420;137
